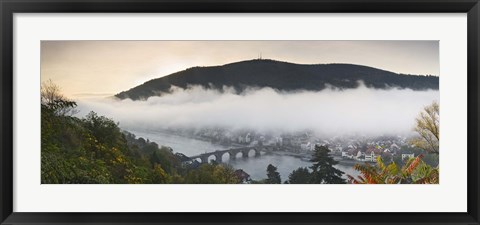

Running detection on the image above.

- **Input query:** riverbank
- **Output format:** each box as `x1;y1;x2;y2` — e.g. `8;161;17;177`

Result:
127;129;361;180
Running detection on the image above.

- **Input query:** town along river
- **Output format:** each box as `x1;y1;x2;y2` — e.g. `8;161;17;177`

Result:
130;129;360;181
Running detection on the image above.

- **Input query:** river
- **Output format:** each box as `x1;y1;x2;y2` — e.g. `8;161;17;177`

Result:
129;129;360;181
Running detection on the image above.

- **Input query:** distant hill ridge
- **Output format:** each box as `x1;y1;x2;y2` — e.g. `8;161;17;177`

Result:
115;59;439;100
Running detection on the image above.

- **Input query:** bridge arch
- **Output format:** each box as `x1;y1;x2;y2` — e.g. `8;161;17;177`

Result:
258;147;269;156
233;151;243;160
193;157;206;164
189;145;275;163
247;148;261;157
221;152;233;162
208;155;219;163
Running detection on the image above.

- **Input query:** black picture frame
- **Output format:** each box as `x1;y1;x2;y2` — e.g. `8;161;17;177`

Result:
1;0;479;224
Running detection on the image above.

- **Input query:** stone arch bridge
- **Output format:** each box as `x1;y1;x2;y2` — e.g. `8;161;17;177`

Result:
189;145;279;164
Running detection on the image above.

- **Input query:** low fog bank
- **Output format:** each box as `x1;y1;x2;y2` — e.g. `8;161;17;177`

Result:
75;84;439;137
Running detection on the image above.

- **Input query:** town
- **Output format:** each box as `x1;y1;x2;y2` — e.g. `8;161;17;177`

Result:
164;127;429;166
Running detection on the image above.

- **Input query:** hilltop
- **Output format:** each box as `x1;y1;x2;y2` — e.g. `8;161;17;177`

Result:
115;59;439;100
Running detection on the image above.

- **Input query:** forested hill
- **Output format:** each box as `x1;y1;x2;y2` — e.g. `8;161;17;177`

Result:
115;59;439;100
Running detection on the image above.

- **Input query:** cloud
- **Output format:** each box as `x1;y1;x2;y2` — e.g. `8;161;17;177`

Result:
75;84;439;137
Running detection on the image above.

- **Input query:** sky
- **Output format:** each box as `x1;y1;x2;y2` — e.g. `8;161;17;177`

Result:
41;41;439;98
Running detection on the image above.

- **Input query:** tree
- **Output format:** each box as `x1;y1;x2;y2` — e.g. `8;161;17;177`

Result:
347;155;439;184
310;145;346;184
41;79;63;105
411;101;439;154
41;79;78;116
348;156;399;184
151;164;171;184
41;81;191;184
83;111;123;147
184;164;240;184
265;164;281;184
287;167;311;184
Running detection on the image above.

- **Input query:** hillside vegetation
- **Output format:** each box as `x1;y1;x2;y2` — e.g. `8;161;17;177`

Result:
116;59;439;100
41;82;241;184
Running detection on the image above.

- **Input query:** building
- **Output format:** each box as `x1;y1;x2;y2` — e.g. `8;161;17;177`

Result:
402;153;415;161
300;142;314;151
234;169;251;184
245;133;251;143
364;150;376;162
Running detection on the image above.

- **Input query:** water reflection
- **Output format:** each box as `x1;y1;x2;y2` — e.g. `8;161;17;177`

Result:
228;154;359;181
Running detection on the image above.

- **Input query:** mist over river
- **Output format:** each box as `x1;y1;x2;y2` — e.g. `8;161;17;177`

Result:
75;86;438;181
129;129;359;180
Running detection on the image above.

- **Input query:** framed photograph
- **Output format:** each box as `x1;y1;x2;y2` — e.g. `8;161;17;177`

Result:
1;0;479;224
